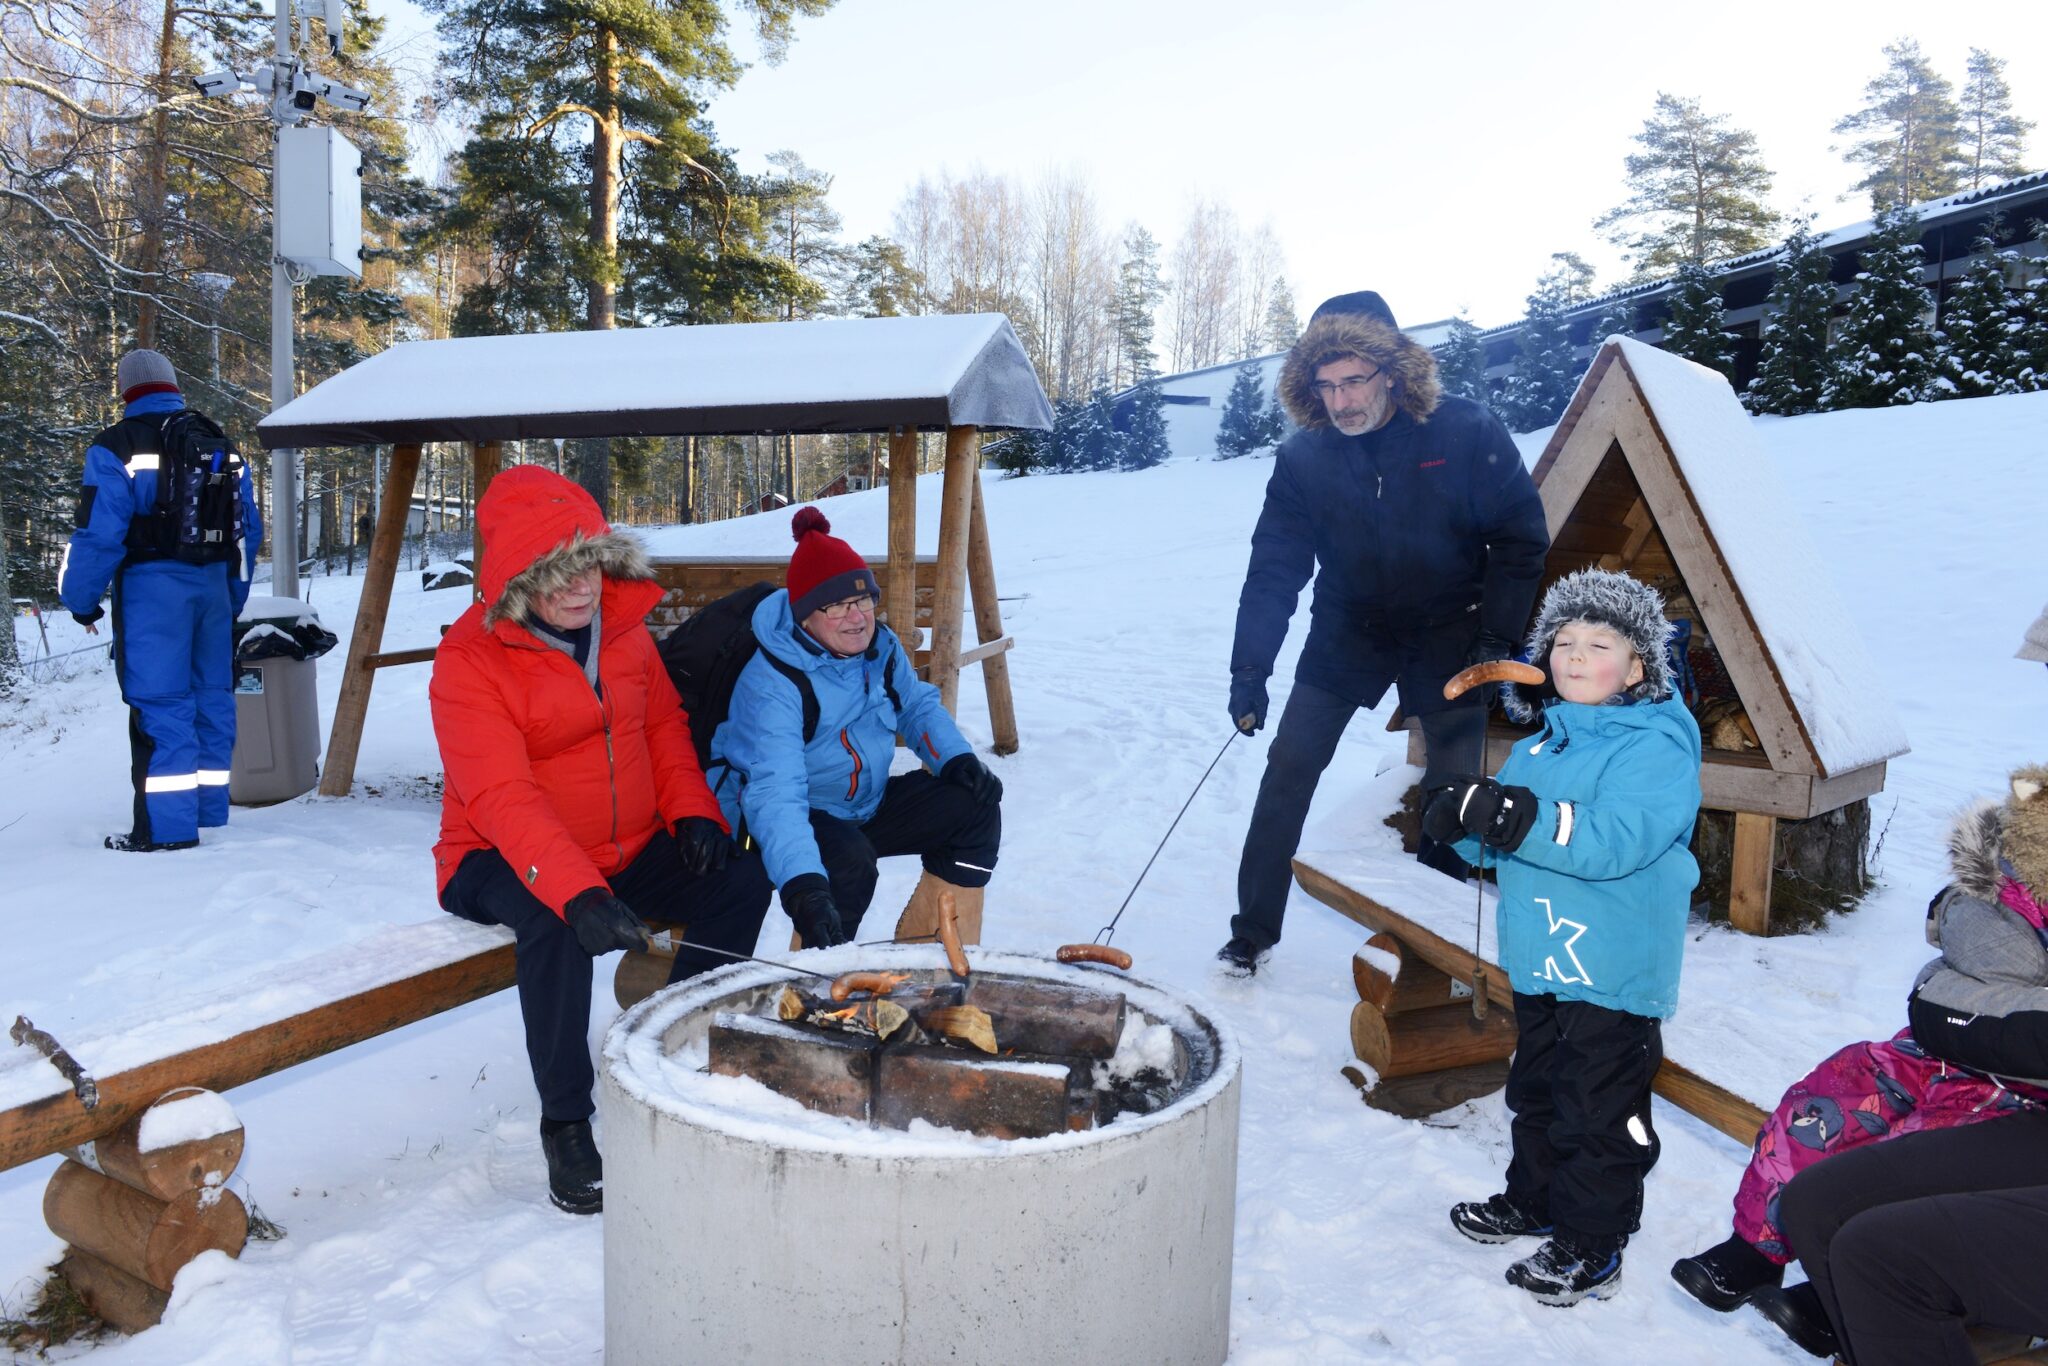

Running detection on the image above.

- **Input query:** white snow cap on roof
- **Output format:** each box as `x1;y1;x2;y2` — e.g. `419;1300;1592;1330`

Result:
1611;337;1909;775
2020;602;2048;665
257;313;1053;448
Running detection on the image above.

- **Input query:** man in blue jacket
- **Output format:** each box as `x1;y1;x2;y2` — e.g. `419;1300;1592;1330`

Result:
60;349;262;851
711;508;1003;948
1222;292;1549;974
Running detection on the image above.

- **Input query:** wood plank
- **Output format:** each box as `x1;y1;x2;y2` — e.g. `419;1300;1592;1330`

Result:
967;464;1020;755
0;938;515;1174
320;443;422;797
963;978;1127;1059
886;427;918;646
707;1013;875;1122
1293;858;1768;1143
469;440;501;583
1729;811;1777;936
365;645;438;670
929;426;978;714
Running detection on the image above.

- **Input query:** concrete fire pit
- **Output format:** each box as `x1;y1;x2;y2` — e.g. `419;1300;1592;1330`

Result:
599;947;1240;1365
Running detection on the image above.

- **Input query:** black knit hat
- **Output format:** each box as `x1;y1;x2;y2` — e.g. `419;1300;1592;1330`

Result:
1308;291;1398;330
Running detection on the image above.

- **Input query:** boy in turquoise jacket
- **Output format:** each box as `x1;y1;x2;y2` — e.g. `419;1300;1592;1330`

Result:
1425;568;1702;1306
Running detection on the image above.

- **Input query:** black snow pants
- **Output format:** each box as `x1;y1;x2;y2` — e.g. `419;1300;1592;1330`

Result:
441;829;772;1123
1502;992;1663;1252
806;770;1001;939
1776;1109;2048;1366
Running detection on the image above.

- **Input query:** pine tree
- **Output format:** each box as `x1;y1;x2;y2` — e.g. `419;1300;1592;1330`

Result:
2020;225;2048;392
1436;315;1490;403
1660;259;1736;379
1597;92;1779;277
1825;204;1941;409
1263;281;1300;352
1215;362;1271;458
837;236;922;317
1835;38;1966;211
1936;224;2023;398
1075;389;1126;471
1958;49;2033;191
1590;294;1641;347
1746;216;1840;415
986;428;1046;477
1498;268;1580;432
1044;399;1085;473
1121;381;1171;470
1113;226;1167;386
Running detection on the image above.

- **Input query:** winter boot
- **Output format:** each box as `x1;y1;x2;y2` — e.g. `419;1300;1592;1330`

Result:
1215;936;1268;976
1450;1193;1553;1244
541;1118;603;1215
1505;1236;1624;1306
104;833;198;853
1750;1281;1840;1359
893;872;982;946
1670;1234;1782;1311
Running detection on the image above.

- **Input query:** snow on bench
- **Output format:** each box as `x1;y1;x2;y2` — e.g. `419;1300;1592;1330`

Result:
0;918;514;1173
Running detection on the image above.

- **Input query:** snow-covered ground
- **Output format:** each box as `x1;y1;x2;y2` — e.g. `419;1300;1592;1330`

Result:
3;389;2045;1362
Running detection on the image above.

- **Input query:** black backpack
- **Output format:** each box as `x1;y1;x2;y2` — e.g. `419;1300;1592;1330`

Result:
109;409;244;567
659;581;902;770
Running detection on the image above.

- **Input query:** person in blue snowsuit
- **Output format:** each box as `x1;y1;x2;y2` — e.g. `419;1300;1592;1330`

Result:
710;507;1004;950
59;349;262;851
1428;568;1702;1307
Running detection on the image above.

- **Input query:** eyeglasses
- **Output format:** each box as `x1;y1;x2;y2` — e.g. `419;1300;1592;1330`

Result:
1310;368;1384;400
818;594;876;621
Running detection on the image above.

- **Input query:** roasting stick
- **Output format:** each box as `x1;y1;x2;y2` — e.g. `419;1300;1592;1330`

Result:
1439;659;1546;1021
647;932;904;1003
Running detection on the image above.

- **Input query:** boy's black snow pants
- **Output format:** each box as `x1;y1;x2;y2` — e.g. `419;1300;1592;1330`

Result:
1776;1108;2048;1366
1502;992;1663;1253
441;829;772;1123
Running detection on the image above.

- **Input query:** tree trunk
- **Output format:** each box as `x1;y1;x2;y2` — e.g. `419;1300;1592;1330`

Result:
132;0;178;348
0;491;19;693
587;28;621;334
1691;799;1874;933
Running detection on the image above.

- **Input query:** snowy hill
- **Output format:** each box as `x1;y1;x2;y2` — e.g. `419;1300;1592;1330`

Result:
3;390;2045;1362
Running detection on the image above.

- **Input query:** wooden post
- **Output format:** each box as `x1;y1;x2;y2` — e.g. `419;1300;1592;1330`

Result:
470;440;502;590
1729;810;1777;936
886;427;918;649
929;426;977;712
320;443;422;797
967;465;1019;755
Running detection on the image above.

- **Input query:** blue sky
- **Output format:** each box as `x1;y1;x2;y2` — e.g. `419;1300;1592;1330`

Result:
365;0;2048;330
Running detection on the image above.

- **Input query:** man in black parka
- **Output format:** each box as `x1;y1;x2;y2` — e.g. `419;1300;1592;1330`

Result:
1220;291;1549;974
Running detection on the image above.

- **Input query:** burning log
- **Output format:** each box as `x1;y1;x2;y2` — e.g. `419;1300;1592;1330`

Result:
708;1013;876;1122
874;1046;1077;1139
61;1086;243;1202
777;987;917;1043
919;1006;998;1055
964;978;1127;1059
42;1160;247;1293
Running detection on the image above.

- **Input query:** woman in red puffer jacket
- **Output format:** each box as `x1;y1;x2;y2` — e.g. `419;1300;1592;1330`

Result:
430;466;771;1214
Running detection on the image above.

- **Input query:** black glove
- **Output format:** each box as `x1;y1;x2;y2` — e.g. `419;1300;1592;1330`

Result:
565;888;650;956
1421;777;1480;846
941;752;1003;806
782;873;847;948
1462;631;1518;708
72;606;104;628
1431;777;1540;853
674;815;732;876
1228;669;1269;735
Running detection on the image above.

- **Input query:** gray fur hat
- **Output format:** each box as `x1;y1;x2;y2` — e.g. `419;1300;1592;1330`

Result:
1501;568;1677;722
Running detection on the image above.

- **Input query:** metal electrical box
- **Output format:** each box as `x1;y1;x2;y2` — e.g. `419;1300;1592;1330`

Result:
276;124;362;278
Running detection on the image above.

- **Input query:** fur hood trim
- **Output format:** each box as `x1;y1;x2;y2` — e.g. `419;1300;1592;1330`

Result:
1502;569;1676;723
1277;311;1441;429
1951;766;2048;901
484;530;653;630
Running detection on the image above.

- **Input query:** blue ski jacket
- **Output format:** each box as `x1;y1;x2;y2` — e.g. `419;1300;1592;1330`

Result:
59;392;263;618
710;588;972;888
1455;694;1703;1019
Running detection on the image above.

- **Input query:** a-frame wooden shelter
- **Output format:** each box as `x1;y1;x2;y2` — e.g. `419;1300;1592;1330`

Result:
1400;337;1909;933
255;314;1054;797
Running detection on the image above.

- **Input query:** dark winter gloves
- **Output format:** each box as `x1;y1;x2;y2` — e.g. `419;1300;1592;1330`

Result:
1423;777;1539;853
1462;631;1518;708
565;888;651;956
71;606;104;628
941;753;1004;807
1229;668;1269;735
673;816;732;876
782;873;847;948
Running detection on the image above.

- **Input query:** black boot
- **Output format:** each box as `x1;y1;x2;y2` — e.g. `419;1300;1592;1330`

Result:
104;832;198;852
1216;936;1268;977
1450;1193;1553;1244
1750;1281;1840;1359
1670;1234;1782;1311
541;1118;603;1215
1505;1234;1624;1306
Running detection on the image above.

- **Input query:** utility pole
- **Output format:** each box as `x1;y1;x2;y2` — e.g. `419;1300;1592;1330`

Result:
268;0;302;597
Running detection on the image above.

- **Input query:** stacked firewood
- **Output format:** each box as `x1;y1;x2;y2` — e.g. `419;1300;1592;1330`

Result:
1344;934;1517;1119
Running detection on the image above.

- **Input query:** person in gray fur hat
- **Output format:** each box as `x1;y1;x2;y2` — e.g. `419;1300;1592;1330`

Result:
1220;290;1548;975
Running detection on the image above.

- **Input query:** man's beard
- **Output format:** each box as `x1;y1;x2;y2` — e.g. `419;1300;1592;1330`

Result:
1332;386;1391;435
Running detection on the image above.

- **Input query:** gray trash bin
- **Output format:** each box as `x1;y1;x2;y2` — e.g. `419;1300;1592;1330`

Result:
230;595;334;805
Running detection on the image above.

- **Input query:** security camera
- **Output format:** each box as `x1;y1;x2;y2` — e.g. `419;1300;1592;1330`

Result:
292;85;318;112
311;75;370;114
192;69;243;98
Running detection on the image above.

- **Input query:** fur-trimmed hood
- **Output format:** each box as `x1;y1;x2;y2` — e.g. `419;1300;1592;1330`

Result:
476;466;654;629
1502;569;1677;723
1947;765;2048;903
1277;311;1441;429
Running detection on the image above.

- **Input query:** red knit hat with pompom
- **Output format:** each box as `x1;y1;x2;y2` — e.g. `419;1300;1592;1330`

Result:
786;507;875;622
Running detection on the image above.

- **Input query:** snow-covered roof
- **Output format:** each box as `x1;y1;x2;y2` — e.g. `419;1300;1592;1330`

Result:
1546;339;1909;777
257;313;1055;450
